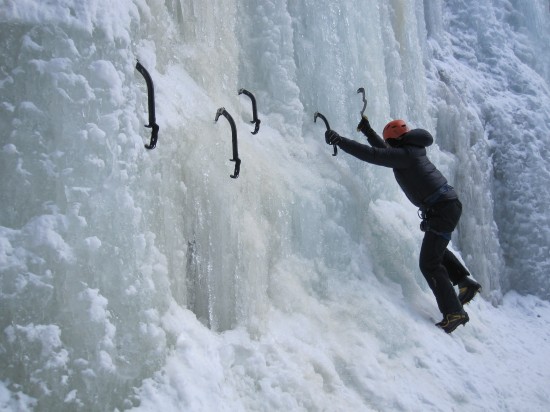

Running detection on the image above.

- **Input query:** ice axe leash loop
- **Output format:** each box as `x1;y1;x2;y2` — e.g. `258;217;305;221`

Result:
314;112;337;156
135;61;160;150
238;88;261;135
215;107;241;179
357;87;367;117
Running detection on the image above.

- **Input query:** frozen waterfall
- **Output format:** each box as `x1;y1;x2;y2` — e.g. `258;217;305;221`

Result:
1;1;550;411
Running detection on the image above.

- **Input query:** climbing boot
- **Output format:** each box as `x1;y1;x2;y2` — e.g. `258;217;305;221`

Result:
458;277;482;305
436;310;469;334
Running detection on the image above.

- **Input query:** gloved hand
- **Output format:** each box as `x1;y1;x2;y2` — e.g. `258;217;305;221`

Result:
325;130;342;145
356;115;371;133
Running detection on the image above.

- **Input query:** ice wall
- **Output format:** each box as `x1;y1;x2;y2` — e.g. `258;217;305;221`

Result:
424;0;550;297
1;0;550;410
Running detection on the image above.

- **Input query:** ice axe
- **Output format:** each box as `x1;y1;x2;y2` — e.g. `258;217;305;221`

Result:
135;61;160;149
357;87;367;117
215;107;241;179
314;112;337;156
238;88;261;135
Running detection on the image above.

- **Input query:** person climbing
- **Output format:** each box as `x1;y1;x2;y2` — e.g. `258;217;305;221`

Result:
324;116;481;333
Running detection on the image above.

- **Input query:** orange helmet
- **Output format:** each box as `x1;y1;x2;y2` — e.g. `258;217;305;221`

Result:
383;119;410;140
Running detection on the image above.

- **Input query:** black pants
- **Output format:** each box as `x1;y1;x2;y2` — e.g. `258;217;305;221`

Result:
419;199;470;315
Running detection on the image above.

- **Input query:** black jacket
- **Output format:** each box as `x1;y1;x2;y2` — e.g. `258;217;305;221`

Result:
337;126;456;208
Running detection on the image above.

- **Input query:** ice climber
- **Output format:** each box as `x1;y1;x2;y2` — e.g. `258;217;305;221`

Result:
324;116;482;333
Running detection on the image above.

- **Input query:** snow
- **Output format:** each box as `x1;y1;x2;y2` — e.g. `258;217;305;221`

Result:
131;291;550;412
1;0;550;411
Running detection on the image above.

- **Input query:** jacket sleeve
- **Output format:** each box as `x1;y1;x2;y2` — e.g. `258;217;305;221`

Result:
359;125;387;149
337;137;412;169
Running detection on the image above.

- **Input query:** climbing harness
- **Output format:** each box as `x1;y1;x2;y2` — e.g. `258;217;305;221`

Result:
238;88;261;135
418;208;452;241
135;61;160;150
314;112;337;156
215;107;241;179
418;185;456;241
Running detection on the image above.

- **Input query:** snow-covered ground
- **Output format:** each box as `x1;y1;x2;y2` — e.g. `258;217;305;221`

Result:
1;1;550;411
132;291;550;412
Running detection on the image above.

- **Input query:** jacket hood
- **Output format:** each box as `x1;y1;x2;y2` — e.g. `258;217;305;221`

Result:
399;129;433;148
